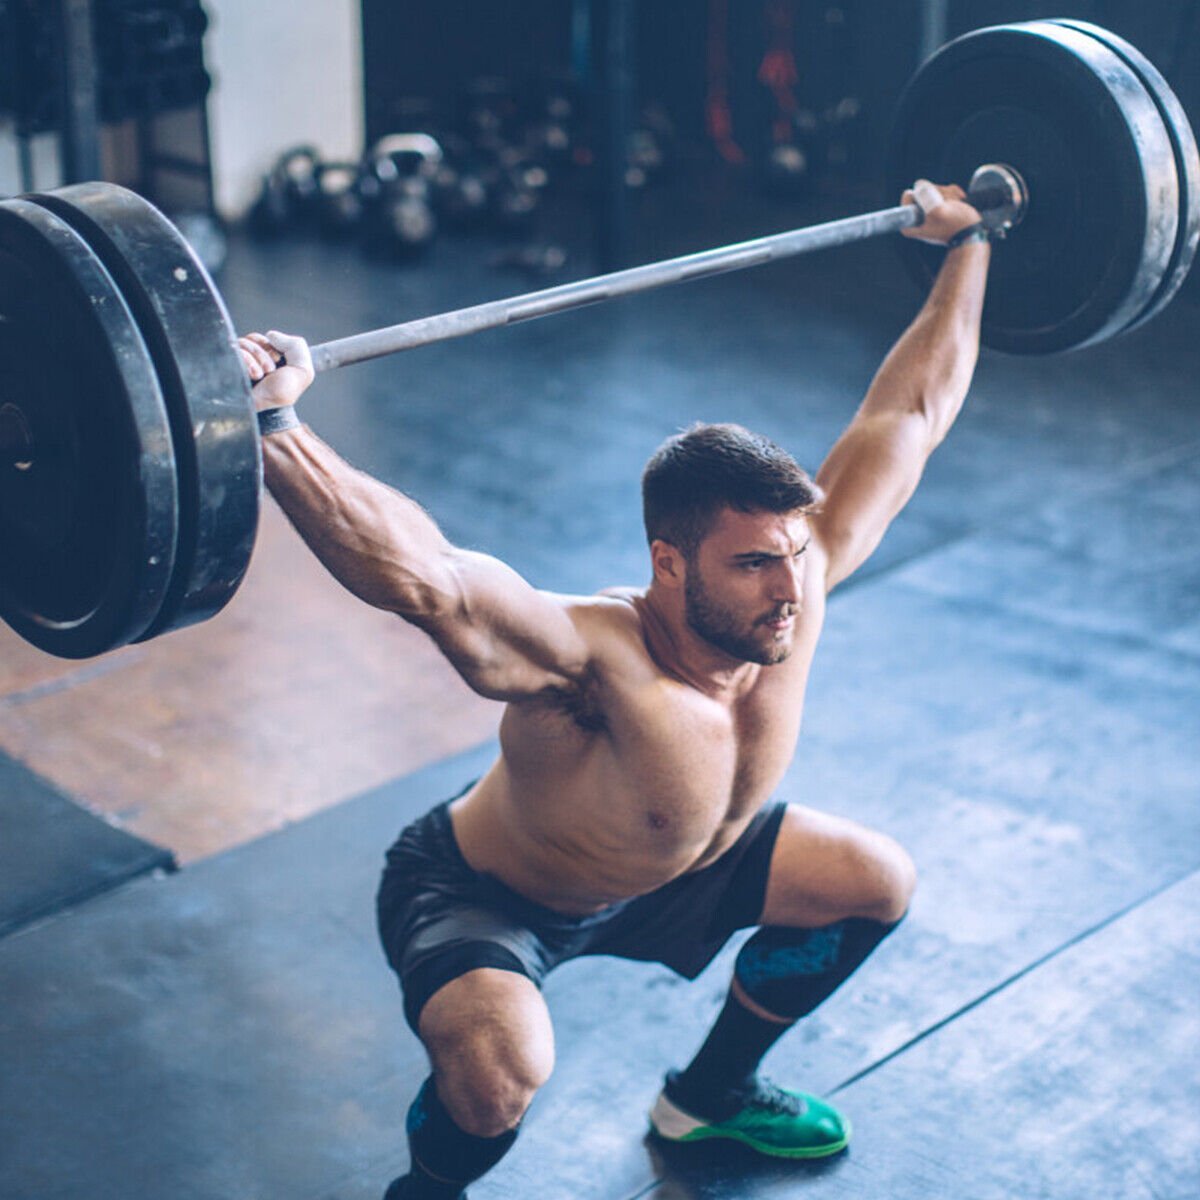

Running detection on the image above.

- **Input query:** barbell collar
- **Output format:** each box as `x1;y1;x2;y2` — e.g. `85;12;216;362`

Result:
968;163;1028;235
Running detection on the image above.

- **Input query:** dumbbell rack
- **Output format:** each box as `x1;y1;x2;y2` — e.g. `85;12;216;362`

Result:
3;0;217;221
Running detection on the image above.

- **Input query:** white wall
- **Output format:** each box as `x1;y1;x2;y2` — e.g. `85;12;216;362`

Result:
0;1;364;219
205;0;364;218
0;130;61;195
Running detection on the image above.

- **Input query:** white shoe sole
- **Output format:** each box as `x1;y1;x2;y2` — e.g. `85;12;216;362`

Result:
648;1091;706;1141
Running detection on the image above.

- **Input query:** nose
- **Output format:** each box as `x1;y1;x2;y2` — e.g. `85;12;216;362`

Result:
773;559;803;605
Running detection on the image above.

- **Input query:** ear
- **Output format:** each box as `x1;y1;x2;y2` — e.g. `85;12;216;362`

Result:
650;539;687;589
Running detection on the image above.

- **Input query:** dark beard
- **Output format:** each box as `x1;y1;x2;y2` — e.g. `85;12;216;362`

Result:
684;570;792;665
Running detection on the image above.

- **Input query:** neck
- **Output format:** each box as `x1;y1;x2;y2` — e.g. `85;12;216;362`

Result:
637;584;759;697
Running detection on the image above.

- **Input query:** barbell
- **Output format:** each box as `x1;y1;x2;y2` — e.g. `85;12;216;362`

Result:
0;18;1197;660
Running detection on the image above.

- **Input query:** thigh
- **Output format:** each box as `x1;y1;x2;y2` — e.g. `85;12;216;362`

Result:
759;803;915;926
378;802;562;1032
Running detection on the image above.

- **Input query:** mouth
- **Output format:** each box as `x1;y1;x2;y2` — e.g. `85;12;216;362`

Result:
760;612;795;633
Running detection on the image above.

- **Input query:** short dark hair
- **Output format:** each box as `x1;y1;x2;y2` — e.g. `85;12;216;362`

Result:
641;423;822;556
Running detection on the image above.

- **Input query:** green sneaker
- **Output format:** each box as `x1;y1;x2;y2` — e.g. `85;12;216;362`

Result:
648;1073;850;1159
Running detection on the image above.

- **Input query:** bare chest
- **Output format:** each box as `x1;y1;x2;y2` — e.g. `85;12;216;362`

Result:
503;661;807;837
622;672;805;822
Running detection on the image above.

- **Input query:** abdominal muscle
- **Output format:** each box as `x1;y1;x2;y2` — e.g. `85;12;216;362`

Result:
449;698;796;914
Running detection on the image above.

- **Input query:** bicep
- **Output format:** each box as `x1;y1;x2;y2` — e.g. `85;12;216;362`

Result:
408;548;592;700
811;409;934;591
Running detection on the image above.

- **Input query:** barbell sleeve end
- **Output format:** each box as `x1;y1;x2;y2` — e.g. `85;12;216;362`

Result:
967;163;1029;233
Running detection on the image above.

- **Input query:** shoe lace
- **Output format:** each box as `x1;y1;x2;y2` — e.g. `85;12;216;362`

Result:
746;1078;806;1117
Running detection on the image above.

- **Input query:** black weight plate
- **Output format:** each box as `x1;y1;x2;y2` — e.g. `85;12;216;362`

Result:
888;21;1178;354
33;183;259;640
1051;19;1200;335
0;199;177;658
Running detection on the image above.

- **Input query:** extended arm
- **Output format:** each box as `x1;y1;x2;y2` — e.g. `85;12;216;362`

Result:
811;183;989;590
241;333;591;700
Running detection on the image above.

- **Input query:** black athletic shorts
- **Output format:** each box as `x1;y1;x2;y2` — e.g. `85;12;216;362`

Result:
376;788;788;1031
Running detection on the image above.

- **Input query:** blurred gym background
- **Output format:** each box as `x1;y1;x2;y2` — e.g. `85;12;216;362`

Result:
1;6;1198;1199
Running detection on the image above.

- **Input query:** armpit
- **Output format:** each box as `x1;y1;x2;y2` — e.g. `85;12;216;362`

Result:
538;664;608;734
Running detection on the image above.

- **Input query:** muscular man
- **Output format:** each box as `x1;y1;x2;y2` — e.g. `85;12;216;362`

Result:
239;181;989;1199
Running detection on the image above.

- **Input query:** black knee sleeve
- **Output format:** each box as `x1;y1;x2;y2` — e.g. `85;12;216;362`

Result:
406;1076;519;1189
733;916;903;1020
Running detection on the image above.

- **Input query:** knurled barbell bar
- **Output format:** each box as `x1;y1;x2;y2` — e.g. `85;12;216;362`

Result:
0;19;1196;660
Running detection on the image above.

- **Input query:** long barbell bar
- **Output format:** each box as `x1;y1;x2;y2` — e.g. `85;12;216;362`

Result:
0;168;1024;469
304;165;1026;374
0;166;1024;470
0;162;1023;661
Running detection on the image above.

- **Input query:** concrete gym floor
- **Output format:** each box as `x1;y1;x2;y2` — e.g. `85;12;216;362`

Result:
1;176;1198;1198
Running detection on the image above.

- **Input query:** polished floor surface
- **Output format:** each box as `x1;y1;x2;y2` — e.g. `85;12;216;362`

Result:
1;175;1198;1198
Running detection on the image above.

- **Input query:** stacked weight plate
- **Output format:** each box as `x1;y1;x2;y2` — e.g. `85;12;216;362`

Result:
34;184;260;646
1051;20;1200;334
888;19;1199;354
0;185;258;658
0;199;180;657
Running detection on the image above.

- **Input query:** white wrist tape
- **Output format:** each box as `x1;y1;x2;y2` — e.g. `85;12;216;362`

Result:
912;178;943;221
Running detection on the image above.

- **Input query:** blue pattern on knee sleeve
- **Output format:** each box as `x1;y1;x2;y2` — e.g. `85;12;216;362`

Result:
735;923;845;991
406;1079;430;1134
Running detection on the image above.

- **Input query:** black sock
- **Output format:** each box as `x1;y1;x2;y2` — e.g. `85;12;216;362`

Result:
385;1076;520;1200
670;917;901;1118
668;991;792;1118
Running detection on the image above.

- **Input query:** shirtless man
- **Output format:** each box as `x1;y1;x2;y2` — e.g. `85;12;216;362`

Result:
238;180;989;1199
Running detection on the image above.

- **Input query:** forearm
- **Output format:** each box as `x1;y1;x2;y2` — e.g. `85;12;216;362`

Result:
863;240;990;444
261;424;454;614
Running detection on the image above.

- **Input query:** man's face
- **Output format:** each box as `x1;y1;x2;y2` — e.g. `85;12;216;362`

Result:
683;507;811;665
